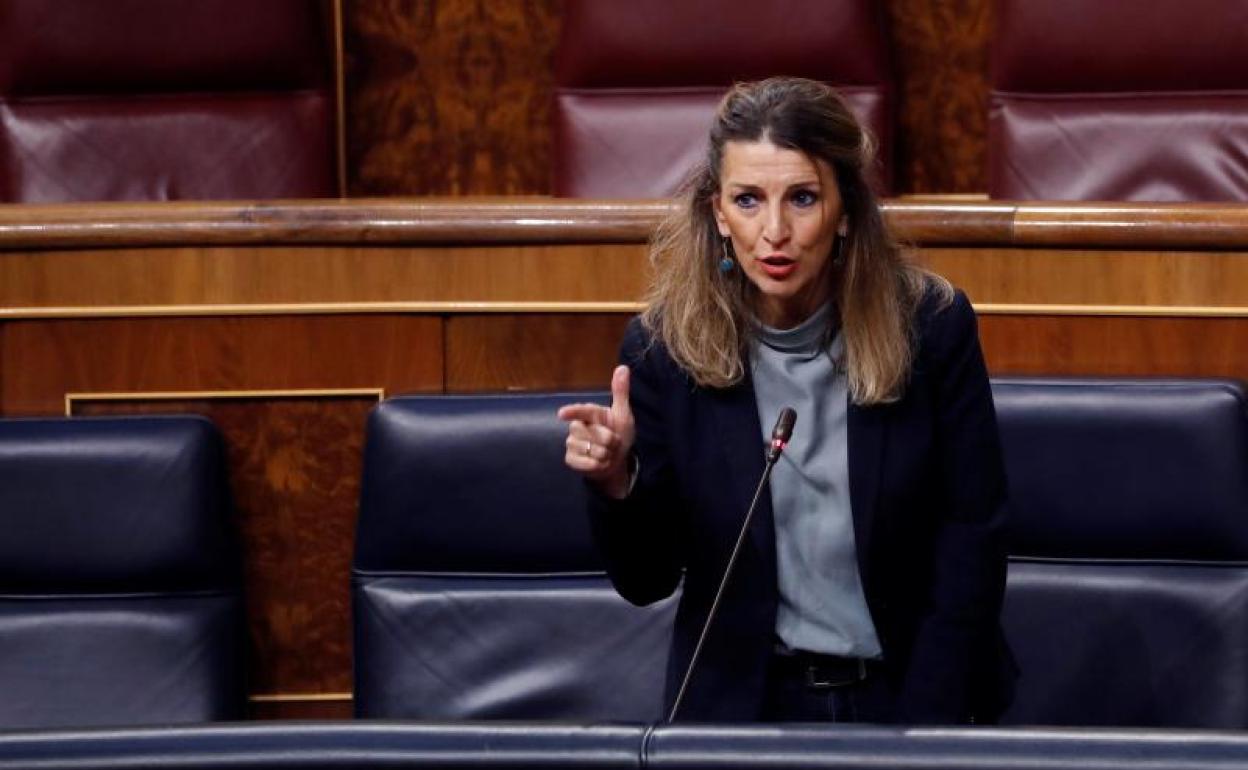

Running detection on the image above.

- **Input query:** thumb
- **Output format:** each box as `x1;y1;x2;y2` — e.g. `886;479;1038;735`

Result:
610;365;631;421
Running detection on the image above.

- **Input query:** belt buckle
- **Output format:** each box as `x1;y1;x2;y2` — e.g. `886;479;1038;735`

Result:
804;658;867;689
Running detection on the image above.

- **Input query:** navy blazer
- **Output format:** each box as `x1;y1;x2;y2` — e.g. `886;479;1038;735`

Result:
588;287;1015;723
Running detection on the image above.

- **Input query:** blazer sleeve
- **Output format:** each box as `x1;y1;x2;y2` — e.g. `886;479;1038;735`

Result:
897;289;1012;723
586;317;686;607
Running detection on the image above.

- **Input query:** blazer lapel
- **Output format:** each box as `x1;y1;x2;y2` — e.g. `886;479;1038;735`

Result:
706;377;775;563
847;399;887;582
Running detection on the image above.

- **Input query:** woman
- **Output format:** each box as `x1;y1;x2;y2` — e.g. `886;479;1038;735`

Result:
558;77;1014;724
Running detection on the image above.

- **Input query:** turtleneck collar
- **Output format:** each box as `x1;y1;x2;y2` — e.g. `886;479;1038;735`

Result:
755;302;838;356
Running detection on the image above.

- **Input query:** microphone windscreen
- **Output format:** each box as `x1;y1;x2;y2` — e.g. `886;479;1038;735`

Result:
773;407;797;442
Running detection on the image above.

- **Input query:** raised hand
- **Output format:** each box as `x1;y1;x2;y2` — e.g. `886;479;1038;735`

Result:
557;365;636;499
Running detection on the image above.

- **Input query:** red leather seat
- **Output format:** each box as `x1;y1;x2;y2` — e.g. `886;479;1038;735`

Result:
552;0;895;198
988;0;1248;202
0;0;336;202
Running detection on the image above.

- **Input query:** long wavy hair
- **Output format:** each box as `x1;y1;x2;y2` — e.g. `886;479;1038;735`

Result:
641;77;949;404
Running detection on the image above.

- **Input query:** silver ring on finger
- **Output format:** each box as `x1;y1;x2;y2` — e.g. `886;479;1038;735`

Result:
584;440;593;457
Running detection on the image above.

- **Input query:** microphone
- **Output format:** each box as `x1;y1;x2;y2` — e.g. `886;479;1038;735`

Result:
667;407;797;723
766;407;797;463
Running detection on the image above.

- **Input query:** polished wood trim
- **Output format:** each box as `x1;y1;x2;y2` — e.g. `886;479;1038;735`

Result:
332;0;347;199
1009;203;1248;248
250;692;352;704
896;193;992;201
890;200;1017;245
66;388;385;416
3;199;1248;249
0;199;672;248
1;302;647;319
12;302;1248;322
974;304;1248;317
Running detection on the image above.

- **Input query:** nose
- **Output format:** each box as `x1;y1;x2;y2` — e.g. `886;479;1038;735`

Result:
762;201;790;247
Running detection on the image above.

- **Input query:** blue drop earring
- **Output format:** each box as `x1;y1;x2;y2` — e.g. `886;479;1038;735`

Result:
718;237;735;274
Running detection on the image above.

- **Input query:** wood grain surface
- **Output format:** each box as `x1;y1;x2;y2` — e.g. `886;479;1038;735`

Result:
979;315;1248;377
446;314;631;392
7;199;1248;251
448;313;1248;388
0;315;441;414
0;198;672;249
884;0;993;193
0;243;648;313
343;0;561;196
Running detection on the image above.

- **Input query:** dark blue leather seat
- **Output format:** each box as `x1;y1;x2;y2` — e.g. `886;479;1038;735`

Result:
354;378;1248;727
0;415;244;728
353;393;677;720
993;378;1248;727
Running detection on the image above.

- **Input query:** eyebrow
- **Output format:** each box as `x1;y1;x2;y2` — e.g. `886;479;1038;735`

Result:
725;179;822;191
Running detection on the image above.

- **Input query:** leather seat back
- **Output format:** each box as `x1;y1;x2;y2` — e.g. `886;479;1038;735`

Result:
353;393;676;720
553;0;895;197
993;378;1248;726
989;0;1248;201
0;415;244;728
0;0;335;202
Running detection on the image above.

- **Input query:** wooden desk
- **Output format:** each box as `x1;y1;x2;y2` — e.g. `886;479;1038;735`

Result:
2;198;1246;717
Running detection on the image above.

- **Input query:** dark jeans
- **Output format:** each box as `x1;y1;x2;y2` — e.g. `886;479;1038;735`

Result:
760;652;896;723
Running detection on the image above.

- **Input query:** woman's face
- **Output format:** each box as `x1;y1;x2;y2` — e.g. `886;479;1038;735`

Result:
712;139;845;329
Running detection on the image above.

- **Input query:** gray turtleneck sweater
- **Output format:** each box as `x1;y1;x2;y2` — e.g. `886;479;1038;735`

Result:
750;303;883;659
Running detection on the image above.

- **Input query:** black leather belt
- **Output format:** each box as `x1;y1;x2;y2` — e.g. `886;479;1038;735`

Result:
771;647;876;689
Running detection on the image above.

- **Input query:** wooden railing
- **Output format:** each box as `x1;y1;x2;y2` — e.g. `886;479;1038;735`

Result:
2;198;1246;317
5;198;1248;248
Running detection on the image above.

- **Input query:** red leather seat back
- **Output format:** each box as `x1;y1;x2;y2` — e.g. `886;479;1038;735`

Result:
0;0;335;202
989;0;1248;202
553;0;894;198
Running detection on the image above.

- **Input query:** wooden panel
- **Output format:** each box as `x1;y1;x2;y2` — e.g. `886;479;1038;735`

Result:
0;315;442;415
343;0;561;196
74;396;375;701
11;242;1248;316
925;248;1248;309
980;315;1248;377
446;314;632;392
884;0;993;193
250;699;353;720
0;244;647;313
446;314;1248;390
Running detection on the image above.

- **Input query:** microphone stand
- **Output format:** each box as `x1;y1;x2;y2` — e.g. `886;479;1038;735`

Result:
667;408;795;723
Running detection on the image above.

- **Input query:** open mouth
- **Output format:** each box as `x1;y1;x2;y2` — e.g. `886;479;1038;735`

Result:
758;255;796;278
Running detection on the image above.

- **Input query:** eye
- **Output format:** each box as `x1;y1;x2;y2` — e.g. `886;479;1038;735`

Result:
791;189;819;208
732;192;759;209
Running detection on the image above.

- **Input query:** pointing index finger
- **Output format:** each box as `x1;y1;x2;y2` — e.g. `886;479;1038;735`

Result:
557;403;610;425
